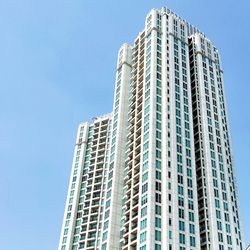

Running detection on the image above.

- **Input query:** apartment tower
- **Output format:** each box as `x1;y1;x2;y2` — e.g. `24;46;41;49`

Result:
58;7;243;250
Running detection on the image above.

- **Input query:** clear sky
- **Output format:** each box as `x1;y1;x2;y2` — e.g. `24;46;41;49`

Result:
0;1;249;249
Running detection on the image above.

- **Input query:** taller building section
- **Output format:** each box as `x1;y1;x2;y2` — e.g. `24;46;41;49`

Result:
189;34;243;250
120;31;145;249
100;44;132;250
120;8;201;250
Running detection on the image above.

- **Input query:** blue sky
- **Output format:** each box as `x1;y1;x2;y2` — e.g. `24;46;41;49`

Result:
0;1;249;249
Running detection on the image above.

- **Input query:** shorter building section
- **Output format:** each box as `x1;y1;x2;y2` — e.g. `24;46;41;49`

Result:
58;114;112;250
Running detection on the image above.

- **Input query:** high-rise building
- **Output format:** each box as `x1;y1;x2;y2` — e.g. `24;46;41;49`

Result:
58;7;243;250
58;114;113;250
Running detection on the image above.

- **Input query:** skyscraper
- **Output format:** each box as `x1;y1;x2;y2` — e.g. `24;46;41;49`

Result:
58;7;243;250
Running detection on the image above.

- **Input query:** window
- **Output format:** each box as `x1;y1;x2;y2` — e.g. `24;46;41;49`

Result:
179;221;185;231
190;236;196;247
189;224;195;234
141;206;147;217
179;233;185;244
155;230;161;241
156;205;161;215
155;217;161;228
155;244;161;250
140;232;147;243
141;219;147;229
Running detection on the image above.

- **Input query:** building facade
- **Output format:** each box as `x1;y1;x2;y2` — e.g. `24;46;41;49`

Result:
58;7;243;250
